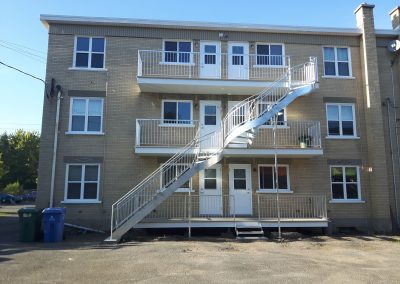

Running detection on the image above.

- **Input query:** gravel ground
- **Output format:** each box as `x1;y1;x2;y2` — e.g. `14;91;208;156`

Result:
1;205;400;283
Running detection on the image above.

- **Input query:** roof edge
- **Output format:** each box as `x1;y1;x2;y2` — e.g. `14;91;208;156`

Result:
40;14;363;36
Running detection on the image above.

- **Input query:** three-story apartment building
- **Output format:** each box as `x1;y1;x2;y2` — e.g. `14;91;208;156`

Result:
37;3;400;240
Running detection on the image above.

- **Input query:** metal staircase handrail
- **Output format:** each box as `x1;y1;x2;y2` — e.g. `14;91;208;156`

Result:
109;57;318;240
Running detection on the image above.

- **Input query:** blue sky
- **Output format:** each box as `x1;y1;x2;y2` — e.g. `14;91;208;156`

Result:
0;0;398;133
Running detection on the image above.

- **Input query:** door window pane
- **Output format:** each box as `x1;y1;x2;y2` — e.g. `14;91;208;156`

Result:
204;169;217;190
277;167;288;189
234;179;246;189
204;45;216;53
204;105;217;125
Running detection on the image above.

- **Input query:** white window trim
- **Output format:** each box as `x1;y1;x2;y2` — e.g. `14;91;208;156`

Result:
161;100;193;126
73;36;106;70
257;102;287;128
68;97;104;134
161;39;193;65
322;46;352;77
257;164;291;193
64;163;101;203
160;163;193;193
326;103;357;138
330;165;362;202
254;43;286;67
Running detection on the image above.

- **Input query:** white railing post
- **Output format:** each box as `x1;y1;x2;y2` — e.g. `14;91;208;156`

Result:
137;50;142;77
135;119;141;147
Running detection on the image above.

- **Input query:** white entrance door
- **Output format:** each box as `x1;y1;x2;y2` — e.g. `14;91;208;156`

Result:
200;100;221;149
228;42;249;79
200;41;221;78
199;164;222;215
229;164;252;215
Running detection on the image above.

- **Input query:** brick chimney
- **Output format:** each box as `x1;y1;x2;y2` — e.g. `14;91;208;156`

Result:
389;6;400;30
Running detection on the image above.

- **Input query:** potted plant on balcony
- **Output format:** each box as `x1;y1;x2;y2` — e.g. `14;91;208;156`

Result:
298;134;312;148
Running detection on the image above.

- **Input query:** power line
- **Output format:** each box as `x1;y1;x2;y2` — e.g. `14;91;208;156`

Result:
0;43;46;60
0;44;46;64
0;61;45;84
0;39;47;55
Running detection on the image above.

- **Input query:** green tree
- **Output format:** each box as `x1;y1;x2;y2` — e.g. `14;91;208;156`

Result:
3;181;22;195
0;130;40;190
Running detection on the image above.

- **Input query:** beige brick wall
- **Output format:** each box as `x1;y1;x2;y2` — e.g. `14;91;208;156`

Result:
37;19;395;232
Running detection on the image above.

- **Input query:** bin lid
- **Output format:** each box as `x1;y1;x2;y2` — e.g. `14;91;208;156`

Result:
42;207;66;214
18;207;41;214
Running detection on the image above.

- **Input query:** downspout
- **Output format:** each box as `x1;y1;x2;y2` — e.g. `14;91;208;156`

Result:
389;60;400;228
386;97;399;228
49;85;62;208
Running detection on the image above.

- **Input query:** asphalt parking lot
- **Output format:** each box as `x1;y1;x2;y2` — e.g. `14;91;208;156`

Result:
1;204;400;283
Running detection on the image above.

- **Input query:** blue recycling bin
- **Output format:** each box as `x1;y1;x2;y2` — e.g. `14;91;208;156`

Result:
42;207;66;243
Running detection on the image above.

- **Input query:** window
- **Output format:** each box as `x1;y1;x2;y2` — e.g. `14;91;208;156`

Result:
164;40;192;63
161;163;192;192
326;103;356;137
258;103;286;126
74;37;105;69
65;164;100;202
232;46;244;65
70;98;104;133
258;165;290;192
204;169;217;189
323;47;351;77
256;44;284;66
204;105;217;125
162;100;192;124
330;166;361;201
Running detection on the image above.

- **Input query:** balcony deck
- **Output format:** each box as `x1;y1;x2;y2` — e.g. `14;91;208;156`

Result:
135;119;323;157
135;194;328;228
137;51;312;95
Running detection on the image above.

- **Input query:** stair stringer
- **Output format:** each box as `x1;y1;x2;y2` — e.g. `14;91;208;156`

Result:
224;84;315;147
109;153;223;240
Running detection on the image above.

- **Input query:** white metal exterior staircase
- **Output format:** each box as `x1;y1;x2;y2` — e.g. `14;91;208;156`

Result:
106;57;318;242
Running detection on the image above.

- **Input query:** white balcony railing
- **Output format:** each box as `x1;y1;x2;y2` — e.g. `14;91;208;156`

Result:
251;121;322;149
143;194;327;221
136;119;199;147
138;50;292;81
136;119;321;149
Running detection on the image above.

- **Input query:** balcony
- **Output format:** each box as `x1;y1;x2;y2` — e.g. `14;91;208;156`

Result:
135;119;323;157
137;50;296;95
137;194;328;228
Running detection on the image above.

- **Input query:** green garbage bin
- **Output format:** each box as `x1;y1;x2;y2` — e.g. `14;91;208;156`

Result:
18;208;42;242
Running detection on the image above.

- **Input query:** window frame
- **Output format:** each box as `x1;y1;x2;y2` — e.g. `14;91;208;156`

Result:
254;43;286;67
161;100;193;126
68;97;104;134
330;165;361;202
160;163;193;193
162;39;193;65
325;103;357;138
73;36;106;70
257;102;287;128
322;46;352;78
257;164;291;193
64;163;101;203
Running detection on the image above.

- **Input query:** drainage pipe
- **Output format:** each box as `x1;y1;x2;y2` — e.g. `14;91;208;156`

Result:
49;86;62;208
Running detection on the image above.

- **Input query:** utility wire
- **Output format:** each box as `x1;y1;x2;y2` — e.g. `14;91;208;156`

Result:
0;39;47;55
0;44;46;64
0;43;46;60
0;61;45;84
